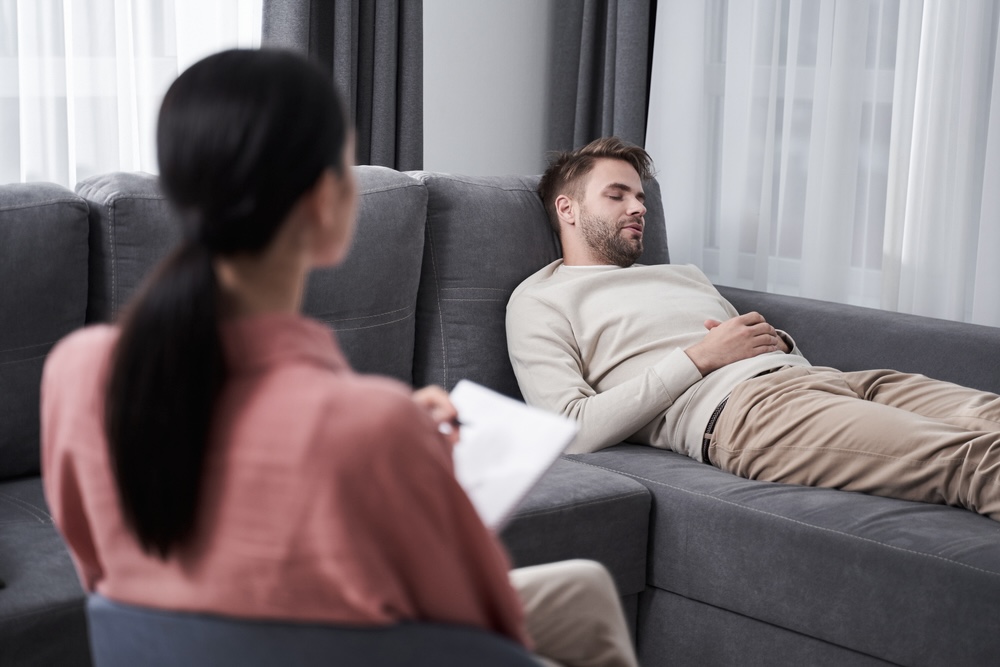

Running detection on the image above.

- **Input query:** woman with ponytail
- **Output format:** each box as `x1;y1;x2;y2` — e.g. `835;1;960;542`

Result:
41;50;638;667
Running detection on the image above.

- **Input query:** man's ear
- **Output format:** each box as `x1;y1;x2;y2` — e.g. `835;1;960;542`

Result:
555;193;576;227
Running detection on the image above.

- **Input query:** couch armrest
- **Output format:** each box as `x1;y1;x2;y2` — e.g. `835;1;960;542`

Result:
500;457;650;597
718;286;1000;394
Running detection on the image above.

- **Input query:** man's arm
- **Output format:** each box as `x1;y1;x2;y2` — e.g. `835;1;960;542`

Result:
507;293;703;453
687;311;790;373
507;292;793;454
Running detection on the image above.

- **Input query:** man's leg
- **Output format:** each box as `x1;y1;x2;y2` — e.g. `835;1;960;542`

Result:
840;369;1000;430
509;559;638;667
709;367;1000;519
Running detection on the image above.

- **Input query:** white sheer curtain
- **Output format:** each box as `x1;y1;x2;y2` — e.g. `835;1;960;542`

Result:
0;0;262;189
647;0;1000;327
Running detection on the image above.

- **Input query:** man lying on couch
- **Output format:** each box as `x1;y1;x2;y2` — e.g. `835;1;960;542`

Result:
506;136;1000;521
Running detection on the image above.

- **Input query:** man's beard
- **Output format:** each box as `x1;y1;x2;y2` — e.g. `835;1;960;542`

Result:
580;211;644;267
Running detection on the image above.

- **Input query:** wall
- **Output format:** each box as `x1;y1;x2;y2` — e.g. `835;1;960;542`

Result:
423;0;555;176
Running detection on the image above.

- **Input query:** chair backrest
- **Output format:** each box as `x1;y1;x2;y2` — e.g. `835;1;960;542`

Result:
86;594;541;667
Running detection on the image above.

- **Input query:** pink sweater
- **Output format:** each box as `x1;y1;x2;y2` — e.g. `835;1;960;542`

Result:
40;314;528;645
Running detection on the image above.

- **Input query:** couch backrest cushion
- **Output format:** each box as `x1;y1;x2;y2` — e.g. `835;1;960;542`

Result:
301;167;426;383
76;172;180;323
0;183;89;480
411;172;668;397
75;167;425;383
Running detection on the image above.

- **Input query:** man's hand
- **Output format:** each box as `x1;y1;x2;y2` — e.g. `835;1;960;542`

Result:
412;385;461;446
684;312;785;375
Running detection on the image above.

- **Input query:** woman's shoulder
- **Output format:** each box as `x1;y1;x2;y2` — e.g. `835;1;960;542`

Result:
40;326;119;467
307;374;449;462
44;325;119;382
321;373;428;433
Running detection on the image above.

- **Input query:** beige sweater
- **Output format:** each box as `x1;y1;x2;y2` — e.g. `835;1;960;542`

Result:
506;260;810;459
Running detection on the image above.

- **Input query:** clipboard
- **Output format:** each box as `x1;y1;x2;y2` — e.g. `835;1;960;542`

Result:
449;380;579;530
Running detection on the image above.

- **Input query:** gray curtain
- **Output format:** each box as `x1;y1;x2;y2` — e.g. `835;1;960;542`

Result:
547;0;655;152
263;0;423;171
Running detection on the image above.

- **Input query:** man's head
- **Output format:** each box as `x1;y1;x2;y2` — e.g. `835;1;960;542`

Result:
539;137;653;267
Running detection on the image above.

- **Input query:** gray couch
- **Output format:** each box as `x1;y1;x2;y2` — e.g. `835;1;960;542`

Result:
2;166;999;666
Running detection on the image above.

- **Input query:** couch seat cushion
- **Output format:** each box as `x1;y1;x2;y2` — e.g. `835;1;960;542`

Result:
576;445;1000;667
500;457;650;597
0;477;90;666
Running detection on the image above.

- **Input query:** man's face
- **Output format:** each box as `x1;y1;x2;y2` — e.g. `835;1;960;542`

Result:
576;158;647;267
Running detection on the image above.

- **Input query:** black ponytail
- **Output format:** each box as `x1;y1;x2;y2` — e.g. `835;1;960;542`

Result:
105;49;347;557
106;242;223;557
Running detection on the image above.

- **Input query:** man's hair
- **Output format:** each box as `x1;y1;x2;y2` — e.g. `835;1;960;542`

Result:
538;136;654;235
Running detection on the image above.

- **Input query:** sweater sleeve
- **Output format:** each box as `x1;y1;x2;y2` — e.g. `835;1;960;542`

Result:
506;290;702;454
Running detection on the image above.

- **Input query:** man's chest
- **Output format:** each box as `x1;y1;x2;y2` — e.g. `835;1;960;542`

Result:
563;273;733;375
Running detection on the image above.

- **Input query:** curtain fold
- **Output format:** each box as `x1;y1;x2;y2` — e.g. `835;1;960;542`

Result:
262;0;422;171
0;0;261;188
546;0;655;152
646;0;1000;328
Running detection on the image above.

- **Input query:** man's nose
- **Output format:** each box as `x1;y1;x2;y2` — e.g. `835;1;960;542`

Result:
629;199;647;217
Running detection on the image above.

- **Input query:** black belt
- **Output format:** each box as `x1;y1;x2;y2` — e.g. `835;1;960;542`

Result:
701;396;729;465
700;366;787;465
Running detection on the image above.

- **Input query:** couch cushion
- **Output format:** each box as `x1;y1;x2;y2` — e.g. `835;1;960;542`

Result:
75;168;426;383
0;183;88;480
410;172;668;397
75;172;177;324
500;458;650;597
577;446;1000;667
0;478;91;666
636;587;893;666
301;167;426;383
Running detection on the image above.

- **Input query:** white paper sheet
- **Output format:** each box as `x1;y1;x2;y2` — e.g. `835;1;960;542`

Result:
449;380;578;530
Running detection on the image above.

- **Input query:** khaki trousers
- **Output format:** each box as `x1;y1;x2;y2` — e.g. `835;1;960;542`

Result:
509;560;638;667
708;367;1000;519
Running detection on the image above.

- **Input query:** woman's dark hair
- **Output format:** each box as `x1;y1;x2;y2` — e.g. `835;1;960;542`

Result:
105;49;348;558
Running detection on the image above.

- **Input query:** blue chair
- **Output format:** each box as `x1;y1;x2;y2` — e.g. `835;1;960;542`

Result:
86;594;541;666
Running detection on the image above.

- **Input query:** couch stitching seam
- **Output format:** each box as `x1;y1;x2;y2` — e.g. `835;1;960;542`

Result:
100;193;164;202
108;199;117;317
0;340;56;353
424;222;448;387
310;306;411;323
571;460;1000;578
359;182;424;197
512;490;649;518
320;313;412;332
428;175;538;193
0;353;48;366
0;494;51;523
0;197;87;212
440;298;504;303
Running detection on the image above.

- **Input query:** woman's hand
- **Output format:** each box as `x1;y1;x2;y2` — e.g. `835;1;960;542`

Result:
412;385;461;446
